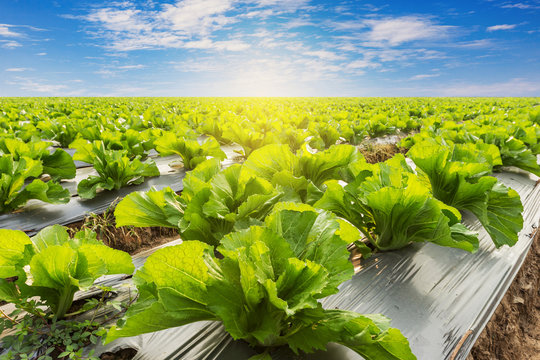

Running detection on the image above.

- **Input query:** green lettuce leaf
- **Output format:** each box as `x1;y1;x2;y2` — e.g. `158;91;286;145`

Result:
315;155;479;252
0;137;75;181
114;187;184;229
74;141;160;199
179;164;282;246
409;141;523;247
154;132;226;170
0;155;70;213
0;226;134;319
107;205;415;359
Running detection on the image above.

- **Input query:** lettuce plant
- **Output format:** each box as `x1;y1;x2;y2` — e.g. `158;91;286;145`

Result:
223;122;276;158
242;144;360;203
315;155;479;252
71;129;155;160
37;118;79;148
408;141;523;248
73;141;160;199
0;137;76;181
154;131;225;170
0;225;134;320
308;121;341;150
107;203;416;360
115;159;282;246
0;155;70;214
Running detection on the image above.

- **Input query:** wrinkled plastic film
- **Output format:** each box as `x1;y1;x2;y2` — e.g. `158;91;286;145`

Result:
92;171;539;359
0;148;239;235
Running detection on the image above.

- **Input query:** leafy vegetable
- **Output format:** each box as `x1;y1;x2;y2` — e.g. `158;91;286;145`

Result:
242;144;360;203
115;159;282;246
179;163;282;245
0;137;76;181
0;225;134;320
73;141;160;199
0;155;70;214
154;132;226;170
115;186;184;229
315;154;479;252
71;129;155;160
37;118;80;147
223;122;276;158
408;141;523;247
107;204;415;360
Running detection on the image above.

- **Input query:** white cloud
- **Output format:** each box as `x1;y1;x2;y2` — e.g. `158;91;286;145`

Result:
253;0;310;11
304;50;345;61
451;39;493;48
363;16;453;46
36;52;47;56
0;24;23;37
409;73;440;80
7;77;68;93
86;8;152;33
0;40;22;49
346;59;381;69
184;38;250;51
284;18;315;29
80;1;257;51
501;3;540;9
5;68;32;72
487;24;517;31
94;69;117;77
159;0;236;36
438;78;540;96
117;64;146;69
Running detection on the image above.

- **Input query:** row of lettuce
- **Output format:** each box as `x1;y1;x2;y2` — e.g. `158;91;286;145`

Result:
0;132;530;359
1;97;539;215
0;97;538;359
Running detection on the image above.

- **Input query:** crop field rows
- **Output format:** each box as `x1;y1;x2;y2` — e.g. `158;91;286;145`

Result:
1;97;539;360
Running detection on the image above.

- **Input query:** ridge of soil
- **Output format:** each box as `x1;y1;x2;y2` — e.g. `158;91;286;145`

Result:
467;228;540;360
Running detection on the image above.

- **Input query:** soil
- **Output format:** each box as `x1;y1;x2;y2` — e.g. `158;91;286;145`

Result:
467;228;540;360
359;143;408;164
65;215;179;255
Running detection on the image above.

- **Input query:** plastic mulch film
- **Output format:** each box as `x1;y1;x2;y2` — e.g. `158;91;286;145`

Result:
0;147;240;235
83;170;540;360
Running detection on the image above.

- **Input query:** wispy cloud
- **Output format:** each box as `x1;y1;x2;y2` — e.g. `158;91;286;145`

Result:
6;77;68;93
487;24;517;31
346;59;381;69
116;64;146;69
303;50;345;61
410;73;440;80
450;39;493;48
438;78;540;96
184;38;250;51
36;52;47;56
5;68;33;72
0;24;23;37
77;0;247;51
362;16;454;46
500;3;540;10
75;0;316;51
0;40;22;49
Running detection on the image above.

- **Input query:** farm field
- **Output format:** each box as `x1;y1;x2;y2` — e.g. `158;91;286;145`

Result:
0;97;539;360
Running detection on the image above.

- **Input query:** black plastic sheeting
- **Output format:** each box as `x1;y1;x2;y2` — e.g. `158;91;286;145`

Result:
82;170;539;360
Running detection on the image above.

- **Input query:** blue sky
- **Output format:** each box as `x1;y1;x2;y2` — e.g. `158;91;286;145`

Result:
0;0;539;96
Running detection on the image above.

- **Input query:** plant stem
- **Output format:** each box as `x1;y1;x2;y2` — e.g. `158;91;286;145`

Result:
54;286;77;321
